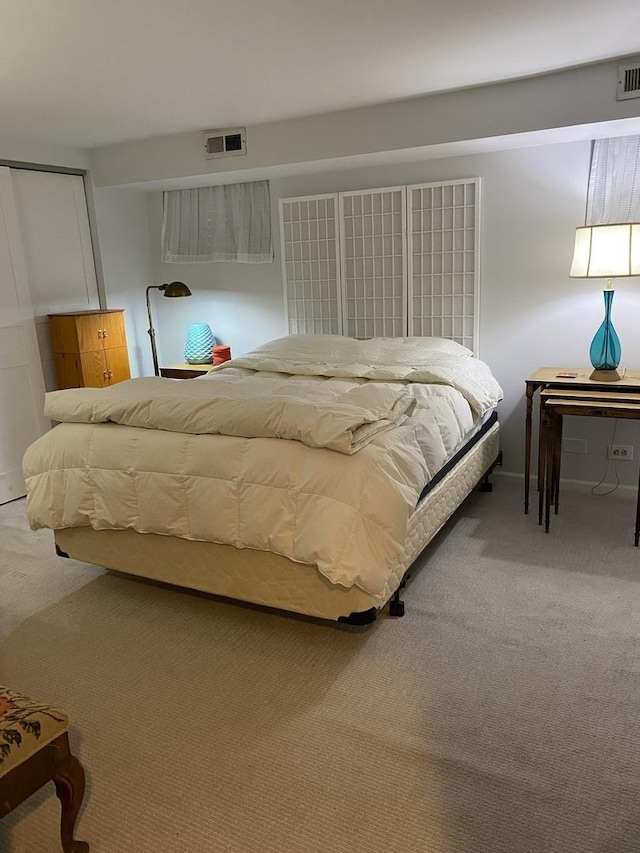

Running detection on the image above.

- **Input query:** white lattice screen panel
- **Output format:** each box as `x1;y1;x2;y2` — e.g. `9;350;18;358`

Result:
408;179;479;349
280;179;479;349
279;194;341;334
339;187;407;338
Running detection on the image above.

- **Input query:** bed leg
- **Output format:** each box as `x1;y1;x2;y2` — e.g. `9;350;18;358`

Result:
389;575;409;617
479;451;501;493
389;589;405;617
479;473;493;492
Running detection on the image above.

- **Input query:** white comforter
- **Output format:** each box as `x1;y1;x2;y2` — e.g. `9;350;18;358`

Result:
23;338;502;603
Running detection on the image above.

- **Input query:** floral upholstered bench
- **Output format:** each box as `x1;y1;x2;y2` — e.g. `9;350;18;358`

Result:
0;685;88;852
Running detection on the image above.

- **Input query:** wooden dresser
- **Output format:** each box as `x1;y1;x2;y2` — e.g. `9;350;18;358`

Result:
49;309;131;389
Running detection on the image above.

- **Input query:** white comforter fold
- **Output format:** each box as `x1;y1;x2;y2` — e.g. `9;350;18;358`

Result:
44;377;415;454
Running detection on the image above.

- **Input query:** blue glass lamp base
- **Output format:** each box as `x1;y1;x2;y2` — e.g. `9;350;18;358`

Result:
589;290;621;380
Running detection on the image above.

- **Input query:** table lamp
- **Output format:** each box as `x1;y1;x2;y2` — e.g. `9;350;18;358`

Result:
570;223;640;381
146;281;192;376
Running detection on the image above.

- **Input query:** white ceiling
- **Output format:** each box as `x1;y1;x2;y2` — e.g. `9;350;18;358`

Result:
2;0;640;149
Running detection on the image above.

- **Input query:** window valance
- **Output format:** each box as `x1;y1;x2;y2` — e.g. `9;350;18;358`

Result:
161;180;273;264
587;135;640;225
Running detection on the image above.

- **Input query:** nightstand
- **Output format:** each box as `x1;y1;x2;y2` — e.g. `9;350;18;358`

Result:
159;363;217;379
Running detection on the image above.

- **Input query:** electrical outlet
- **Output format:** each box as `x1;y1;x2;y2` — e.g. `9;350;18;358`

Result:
608;444;634;460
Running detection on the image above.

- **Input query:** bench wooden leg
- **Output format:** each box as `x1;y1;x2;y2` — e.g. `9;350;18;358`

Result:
52;734;89;853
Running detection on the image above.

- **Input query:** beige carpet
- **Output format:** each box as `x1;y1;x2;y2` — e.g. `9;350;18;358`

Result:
2;477;640;853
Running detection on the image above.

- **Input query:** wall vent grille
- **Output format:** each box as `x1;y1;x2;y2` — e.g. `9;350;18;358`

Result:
203;128;247;159
617;62;640;100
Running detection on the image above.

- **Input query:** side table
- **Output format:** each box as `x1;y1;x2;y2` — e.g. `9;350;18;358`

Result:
524;367;640;514
159;363;217;380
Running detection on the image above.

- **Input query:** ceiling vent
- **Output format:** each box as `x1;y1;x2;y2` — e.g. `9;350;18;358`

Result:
203;128;247;159
617;61;640;101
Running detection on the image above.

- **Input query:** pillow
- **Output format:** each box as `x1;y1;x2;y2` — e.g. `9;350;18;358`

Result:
362;336;473;357
249;334;473;363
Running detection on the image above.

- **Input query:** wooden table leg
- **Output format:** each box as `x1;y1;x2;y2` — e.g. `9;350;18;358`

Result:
544;408;557;533
538;397;547;525
537;406;544;492
633;460;640;548
524;382;535;514
553;409;563;515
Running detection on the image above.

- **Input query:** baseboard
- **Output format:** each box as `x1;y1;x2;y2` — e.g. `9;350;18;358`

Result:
494;469;637;494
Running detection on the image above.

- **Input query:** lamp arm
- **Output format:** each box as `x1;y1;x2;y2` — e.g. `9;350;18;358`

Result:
146;286;161;377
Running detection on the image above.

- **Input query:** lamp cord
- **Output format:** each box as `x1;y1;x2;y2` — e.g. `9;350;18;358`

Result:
590;419;620;496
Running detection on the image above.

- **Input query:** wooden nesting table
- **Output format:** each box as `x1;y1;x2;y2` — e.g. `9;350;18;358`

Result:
524;368;640;515
536;386;640;545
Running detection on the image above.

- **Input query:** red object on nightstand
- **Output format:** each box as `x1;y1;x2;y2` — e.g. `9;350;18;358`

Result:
212;345;232;365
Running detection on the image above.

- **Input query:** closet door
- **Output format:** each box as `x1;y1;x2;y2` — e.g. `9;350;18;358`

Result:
339;187;406;338
280;194;342;335
408;179;479;351
0;168;49;504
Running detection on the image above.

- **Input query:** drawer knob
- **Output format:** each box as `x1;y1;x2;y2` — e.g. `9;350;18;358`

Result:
103;329;108;338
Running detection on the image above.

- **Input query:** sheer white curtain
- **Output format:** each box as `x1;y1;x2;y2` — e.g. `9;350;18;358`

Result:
161;180;273;263
587;135;640;224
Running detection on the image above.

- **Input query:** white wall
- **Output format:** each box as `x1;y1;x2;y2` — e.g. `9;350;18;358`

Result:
93;188;155;376
95;189;286;374
97;139;640;487
145;193;286;363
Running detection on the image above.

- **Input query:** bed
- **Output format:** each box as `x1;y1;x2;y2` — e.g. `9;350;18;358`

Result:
22;334;503;623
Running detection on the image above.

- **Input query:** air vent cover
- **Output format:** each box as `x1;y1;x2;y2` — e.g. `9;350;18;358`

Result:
617;61;640;101
203;128;247;159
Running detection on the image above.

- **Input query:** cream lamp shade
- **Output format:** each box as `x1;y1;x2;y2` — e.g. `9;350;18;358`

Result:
570;223;640;279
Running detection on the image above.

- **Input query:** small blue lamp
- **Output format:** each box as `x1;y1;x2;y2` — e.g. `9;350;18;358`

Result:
184;323;215;364
570;223;640;381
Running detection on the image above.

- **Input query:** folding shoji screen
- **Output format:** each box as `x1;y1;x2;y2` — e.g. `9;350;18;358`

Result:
339;187;407;338
408;179;479;350
280;178;479;349
279;194;342;334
